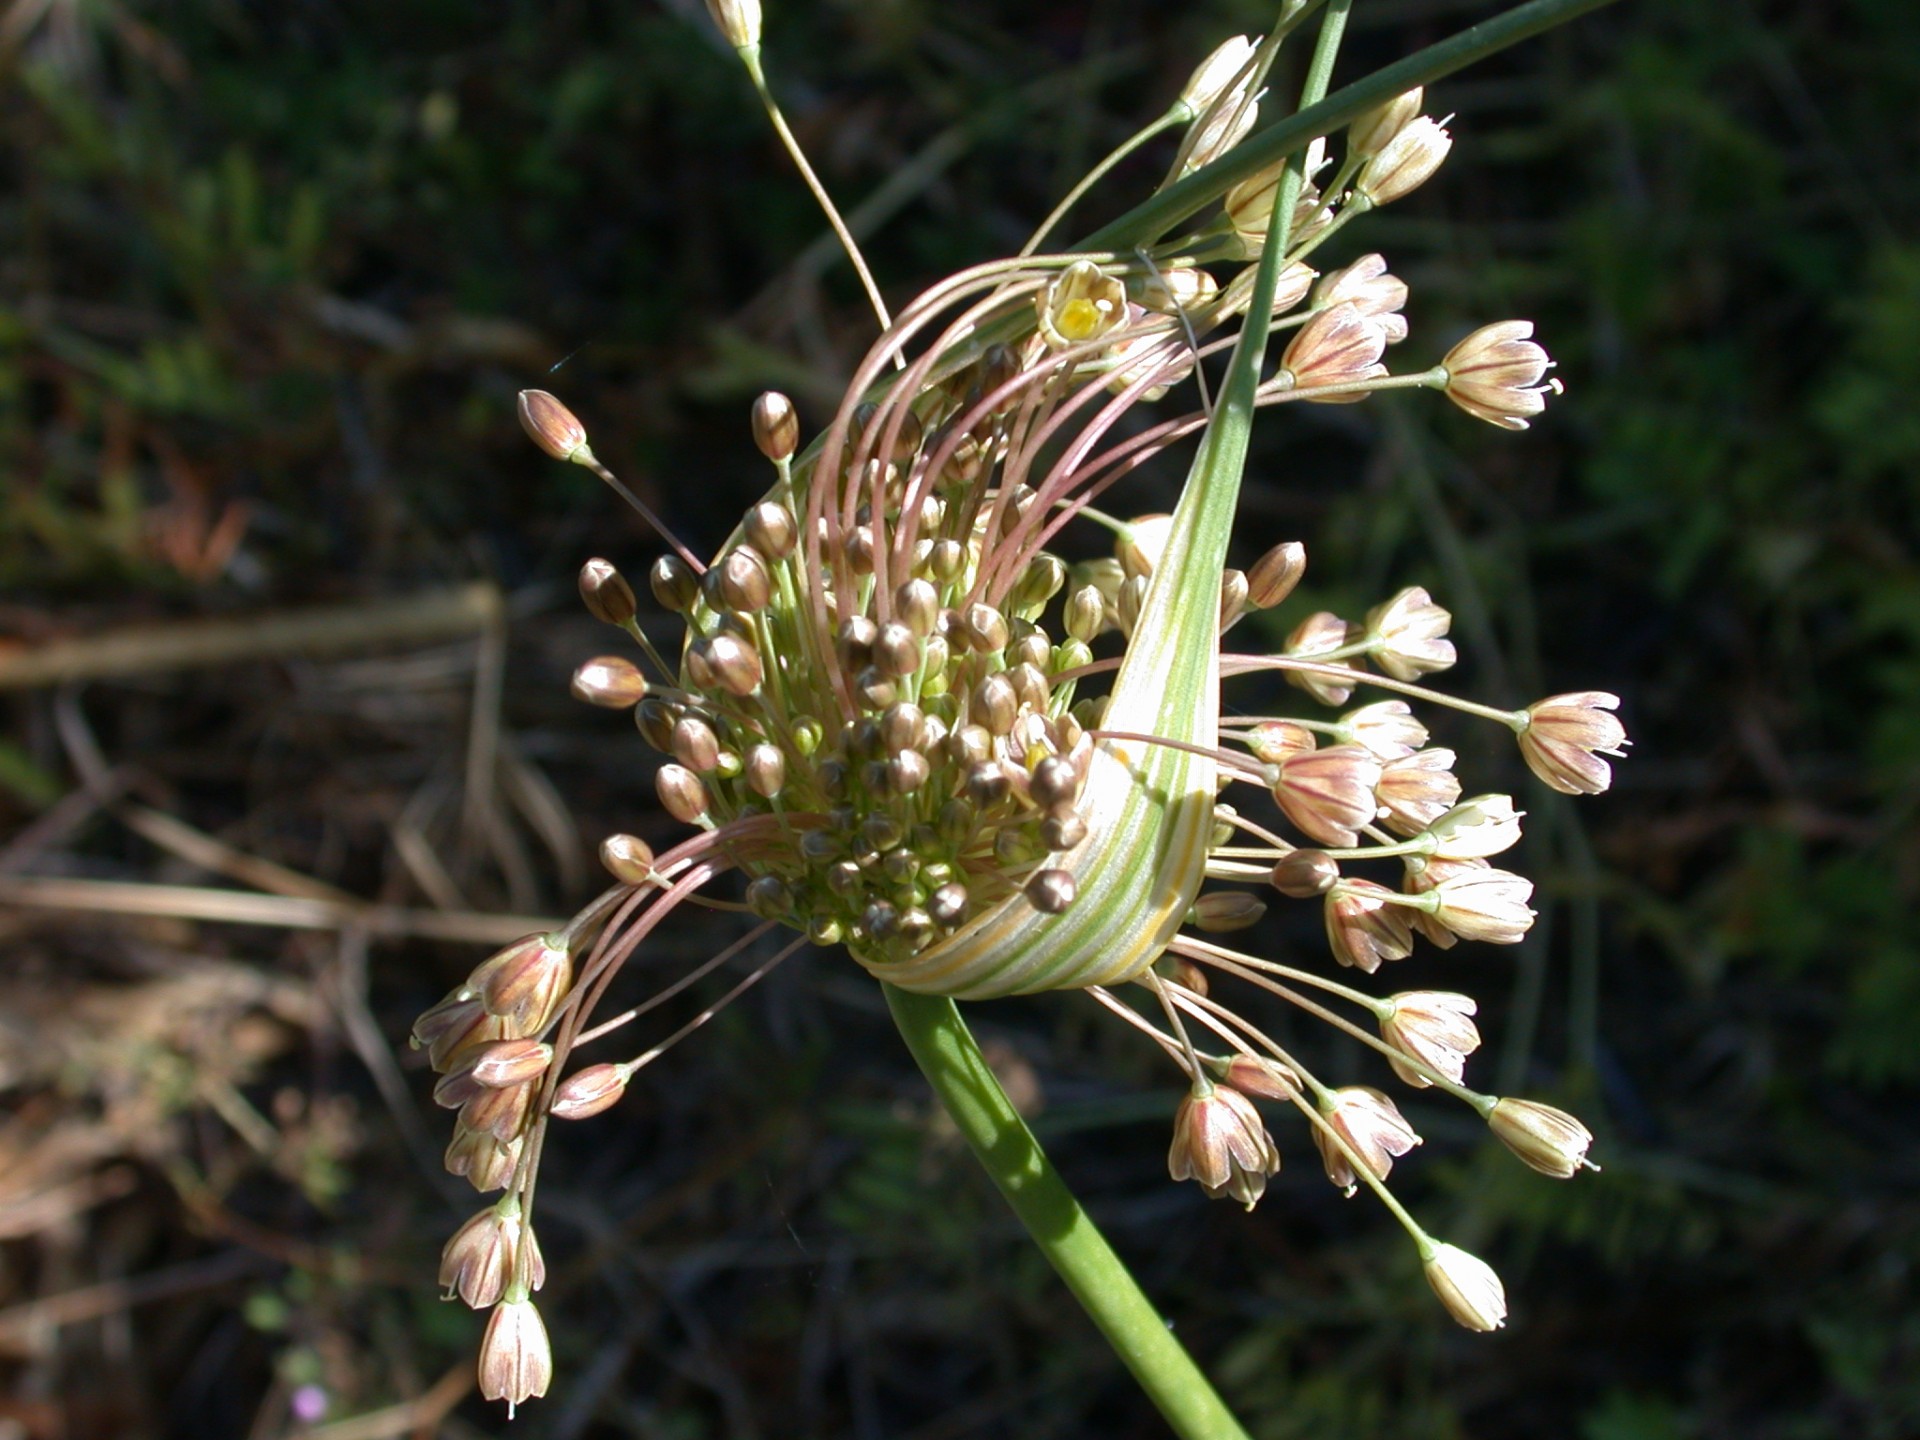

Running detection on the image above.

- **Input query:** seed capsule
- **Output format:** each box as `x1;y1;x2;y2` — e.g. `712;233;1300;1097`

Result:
578;559;637;627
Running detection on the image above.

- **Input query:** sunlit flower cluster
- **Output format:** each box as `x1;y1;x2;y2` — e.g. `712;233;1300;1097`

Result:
416;27;1624;1409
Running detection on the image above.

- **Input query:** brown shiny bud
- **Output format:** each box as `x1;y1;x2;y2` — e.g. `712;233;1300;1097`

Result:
599;833;656;885
1009;554;1067;617
751;390;798;461
1041;804;1088;851
1216;1054;1301;1100
649;554;699;613
971;674;1018;735
744;500;798;560
1065;584;1105;643
705;632;763;696
517;390;592;464
707;547;772;613
1218;568;1250;630
1271;849;1340;898
550;1062;630;1120
634;697;679;752
1029;755;1079;809
963;603;1009;654
671;715;722;772
656;764;709;824
745;743;786;797
894;579;939;636
879;702;924;755
929;537;967;581
470;1038;554;1089
1192;892;1267;932
570;654;648;709
744;874;792;917
874;622;922;679
578;558;637;627
1026;868;1077;913
836;615;878;670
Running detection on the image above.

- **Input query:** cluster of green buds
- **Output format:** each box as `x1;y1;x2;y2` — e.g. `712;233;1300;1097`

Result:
419;16;1629;1410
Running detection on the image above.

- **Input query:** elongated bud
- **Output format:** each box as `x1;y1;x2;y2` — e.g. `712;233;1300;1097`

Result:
1348;86;1422;160
709;547;772;613
1357;115;1452;206
578;558;637;627
705;632;763;695
550;1062;630;1120
470;933;572;1032
1178;34;1257;117
751;390;797;461
1246;541;1306;608
468;1038;554;1089
517;390;593;464
570;655;648;709
1422;1241;1507;1331
744;500;798;560
599;833;655;884
1270;848;1339;897
1212;1053;1300;1101
704;0;760;49
657;764;710;824
1488;1097;1596;1178
1191;892;1266;932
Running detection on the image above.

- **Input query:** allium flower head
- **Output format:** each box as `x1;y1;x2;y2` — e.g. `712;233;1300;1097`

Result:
419;20;1630;1404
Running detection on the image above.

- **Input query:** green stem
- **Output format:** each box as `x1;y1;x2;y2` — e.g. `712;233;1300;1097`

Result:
883;984;1253;1440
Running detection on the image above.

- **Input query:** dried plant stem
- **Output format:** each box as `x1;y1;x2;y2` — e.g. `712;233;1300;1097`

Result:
883;985;1253;1440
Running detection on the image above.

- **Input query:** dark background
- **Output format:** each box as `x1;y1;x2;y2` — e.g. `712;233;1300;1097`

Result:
1;1;1916;1436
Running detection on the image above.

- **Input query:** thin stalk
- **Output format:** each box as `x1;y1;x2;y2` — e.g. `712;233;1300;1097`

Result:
740;49;895;342
884;985;1252;1440
1022;109;1185;257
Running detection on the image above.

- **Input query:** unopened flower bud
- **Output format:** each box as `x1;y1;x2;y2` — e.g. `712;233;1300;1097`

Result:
1423;1241;1507;1331
599;833;655;885
710;547;772;613
1356;115;1452;206
1026;868;1077;914
469;1038;554;1089
1211;1053;1300;1100
656;764;709;824
517;390;593;464
1271;848;1339;897
1117;514;1173;580
745;742;787;797
1347;86;1423;160
1517;692;1628;795
551;1062;630;1120
578;558;637;627
1487;1098;1596;1178
751;390;797;461
470;933;573;1033
705;632;763;695
1247;719;1315;765
570;655;649;709
1178;34;1257;117
1191;891;1266;932
1313;253;1408;321
649;555;699;613
1246;541;1306;608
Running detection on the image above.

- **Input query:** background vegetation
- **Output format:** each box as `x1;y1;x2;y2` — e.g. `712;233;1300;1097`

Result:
1;0;1915;1436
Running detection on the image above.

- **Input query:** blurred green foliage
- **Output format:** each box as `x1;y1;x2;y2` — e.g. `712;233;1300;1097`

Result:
3;1;1918;1437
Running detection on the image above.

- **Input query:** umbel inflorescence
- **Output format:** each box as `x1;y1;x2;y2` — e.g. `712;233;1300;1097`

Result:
414;14;1625;1413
